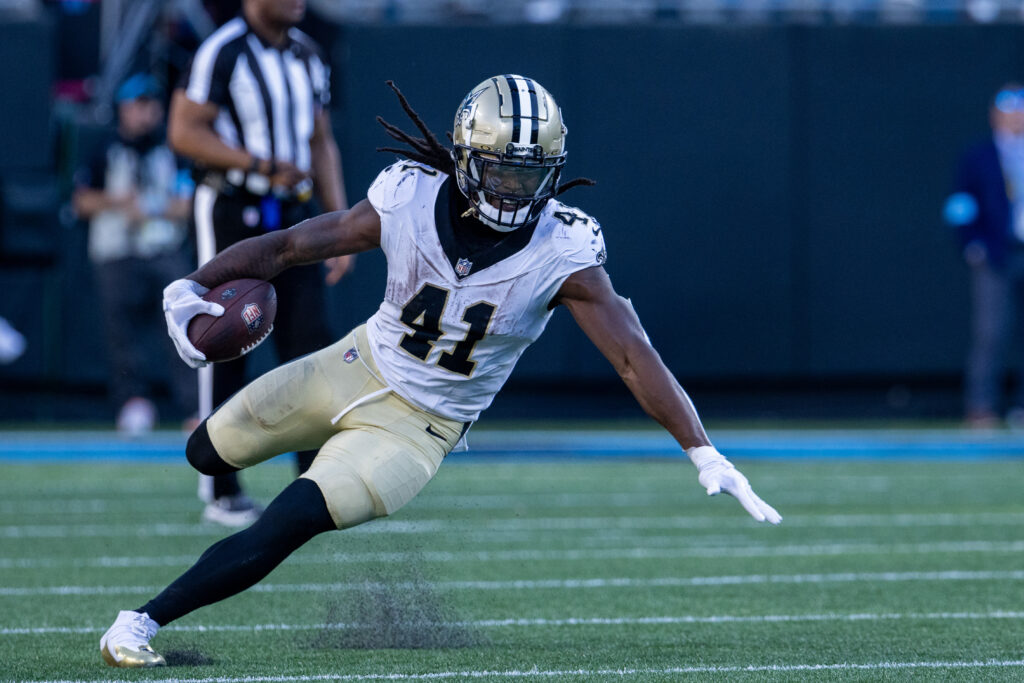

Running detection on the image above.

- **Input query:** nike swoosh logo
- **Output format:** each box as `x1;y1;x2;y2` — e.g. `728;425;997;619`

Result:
425;424;446;441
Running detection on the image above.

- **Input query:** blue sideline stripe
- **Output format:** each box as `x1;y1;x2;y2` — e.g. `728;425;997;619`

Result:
0;433;187;461
456;430;1024;461
0;430;1022;462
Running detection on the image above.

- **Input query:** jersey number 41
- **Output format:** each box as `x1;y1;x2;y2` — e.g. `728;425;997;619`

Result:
399;284;495;377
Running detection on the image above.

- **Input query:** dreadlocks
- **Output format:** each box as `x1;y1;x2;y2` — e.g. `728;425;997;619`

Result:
376;81;595;197
375;81;455;177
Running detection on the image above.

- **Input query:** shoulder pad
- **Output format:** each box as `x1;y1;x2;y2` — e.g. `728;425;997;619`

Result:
543;201;607;268
367;162;441;214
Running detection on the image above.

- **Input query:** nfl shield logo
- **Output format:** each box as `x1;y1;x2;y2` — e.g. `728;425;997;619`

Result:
455;258;473;278
241;303;264;333
343;348;359;363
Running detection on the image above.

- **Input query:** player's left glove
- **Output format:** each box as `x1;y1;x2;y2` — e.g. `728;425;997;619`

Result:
162;278;224;369
686;445;782;524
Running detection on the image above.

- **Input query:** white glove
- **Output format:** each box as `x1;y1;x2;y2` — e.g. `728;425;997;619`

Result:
686;445;782;524
162;279;224;369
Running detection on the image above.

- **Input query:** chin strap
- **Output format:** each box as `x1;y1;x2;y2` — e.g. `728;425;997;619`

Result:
473;192;528;232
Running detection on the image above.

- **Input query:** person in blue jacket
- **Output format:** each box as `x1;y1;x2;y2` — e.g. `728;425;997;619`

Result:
945;83;1024;428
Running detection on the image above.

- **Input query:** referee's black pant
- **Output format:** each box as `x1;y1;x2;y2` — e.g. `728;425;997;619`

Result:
193;184;333;497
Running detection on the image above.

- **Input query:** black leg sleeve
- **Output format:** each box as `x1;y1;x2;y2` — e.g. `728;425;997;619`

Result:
186;419;240;476
295;450;317;475
137;478;336;625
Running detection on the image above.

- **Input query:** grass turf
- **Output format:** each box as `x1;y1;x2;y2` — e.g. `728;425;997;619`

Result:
1;449;1022;682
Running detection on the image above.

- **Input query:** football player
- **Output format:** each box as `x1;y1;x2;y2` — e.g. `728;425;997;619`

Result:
99;75;781;668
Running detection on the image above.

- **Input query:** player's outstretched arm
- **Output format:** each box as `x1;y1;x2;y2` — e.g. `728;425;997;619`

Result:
556;266;781;524
190;199;381;288
162;201;381;368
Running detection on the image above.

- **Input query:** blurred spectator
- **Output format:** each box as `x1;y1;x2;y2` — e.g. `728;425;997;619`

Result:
524;0;567;22
0;316;26;364
944;82;1024;429
965;0;1001;22
73;73;197;436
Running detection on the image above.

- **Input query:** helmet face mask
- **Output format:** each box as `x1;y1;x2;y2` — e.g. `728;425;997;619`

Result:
461;151;561;230
452;75;567;232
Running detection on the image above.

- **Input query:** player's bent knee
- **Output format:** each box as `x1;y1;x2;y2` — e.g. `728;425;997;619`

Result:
253;478;336;543
300;468;378;530
186;420;240;475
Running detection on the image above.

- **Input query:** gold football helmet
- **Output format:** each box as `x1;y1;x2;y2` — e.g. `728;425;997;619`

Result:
452;75;567;231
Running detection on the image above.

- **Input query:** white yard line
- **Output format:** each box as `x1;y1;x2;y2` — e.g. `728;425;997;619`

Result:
3;570;1024;597
14;659;1024;682
4;511;1024;539
0;493;793;515
3;539;1024;570
0;489;980;514
5;610;1024;635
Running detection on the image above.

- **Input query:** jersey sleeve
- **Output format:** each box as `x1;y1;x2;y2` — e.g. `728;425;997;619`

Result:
366;162;426;256
549;204;609;274
367;162;428;215
570;214;607;269
535;207;608;310
183;41;235;106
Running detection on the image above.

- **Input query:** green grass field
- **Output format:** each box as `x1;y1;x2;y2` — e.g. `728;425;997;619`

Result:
2;438;1023;682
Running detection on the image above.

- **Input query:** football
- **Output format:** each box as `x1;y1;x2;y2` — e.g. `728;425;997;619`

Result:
187;279;277;363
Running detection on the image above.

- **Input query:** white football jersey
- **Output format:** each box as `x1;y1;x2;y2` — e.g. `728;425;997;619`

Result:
364;161;607;422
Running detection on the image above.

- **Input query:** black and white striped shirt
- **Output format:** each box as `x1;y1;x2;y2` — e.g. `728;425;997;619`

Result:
182;16;330;175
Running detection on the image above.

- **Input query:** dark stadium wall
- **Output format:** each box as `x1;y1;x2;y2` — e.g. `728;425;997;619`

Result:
5;19;1024;419
326;24;1019;388
0;16;59;409
0;16;55;172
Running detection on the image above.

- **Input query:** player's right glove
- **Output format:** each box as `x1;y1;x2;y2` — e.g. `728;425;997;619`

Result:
686;445;782;524
162;279;224;369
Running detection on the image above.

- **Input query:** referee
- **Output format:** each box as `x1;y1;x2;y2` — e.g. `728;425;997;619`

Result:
168;0;352;526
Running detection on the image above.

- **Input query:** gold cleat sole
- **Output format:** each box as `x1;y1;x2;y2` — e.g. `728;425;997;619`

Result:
101;643;167;668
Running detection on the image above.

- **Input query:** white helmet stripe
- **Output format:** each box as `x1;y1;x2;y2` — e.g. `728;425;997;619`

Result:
517;77;534;146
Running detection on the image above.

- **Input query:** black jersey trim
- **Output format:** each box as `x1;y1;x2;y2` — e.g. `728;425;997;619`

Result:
433;178;537;279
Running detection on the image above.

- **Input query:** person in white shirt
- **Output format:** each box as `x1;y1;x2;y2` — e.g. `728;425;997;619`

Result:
73;73;195;436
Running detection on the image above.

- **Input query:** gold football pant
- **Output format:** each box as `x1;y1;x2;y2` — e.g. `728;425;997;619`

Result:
206;325;464;529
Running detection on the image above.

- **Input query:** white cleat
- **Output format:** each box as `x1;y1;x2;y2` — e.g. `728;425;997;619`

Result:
99;610;166;668
202;494;264;527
